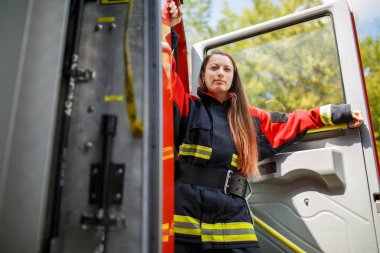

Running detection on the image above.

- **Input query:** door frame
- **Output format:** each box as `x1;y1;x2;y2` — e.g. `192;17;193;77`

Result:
191;0;380;250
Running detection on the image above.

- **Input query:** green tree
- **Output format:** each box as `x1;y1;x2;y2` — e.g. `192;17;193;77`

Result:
181;0;214;46
182;0;380;155
214;0;343;112
360;36;380;157
216;0;323;34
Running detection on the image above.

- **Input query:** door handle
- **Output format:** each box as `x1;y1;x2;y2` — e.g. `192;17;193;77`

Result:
256;148;344;191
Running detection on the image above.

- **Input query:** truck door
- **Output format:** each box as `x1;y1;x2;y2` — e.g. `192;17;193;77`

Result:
191;0;380;252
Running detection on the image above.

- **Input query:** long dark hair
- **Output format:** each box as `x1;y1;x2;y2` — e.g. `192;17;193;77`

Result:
198;50;259;177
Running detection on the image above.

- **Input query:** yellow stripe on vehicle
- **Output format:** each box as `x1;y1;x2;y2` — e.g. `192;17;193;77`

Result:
307;123;347;134
104;95;124;102
163;154;174;160
163;146;174;160
163;146;174;152
253;216;306;253
162;223;169;242
97;17;116;22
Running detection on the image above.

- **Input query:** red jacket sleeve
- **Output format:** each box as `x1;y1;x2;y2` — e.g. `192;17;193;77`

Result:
250;104;352;149
171;56;197;117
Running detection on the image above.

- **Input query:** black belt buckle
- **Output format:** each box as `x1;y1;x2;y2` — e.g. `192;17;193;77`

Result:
223;170;234;195
223;170;252;199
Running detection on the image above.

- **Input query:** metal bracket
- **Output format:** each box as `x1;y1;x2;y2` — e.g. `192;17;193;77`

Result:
374;193;380;213
80;212;126;229
71;67;95;82
89;163;125;205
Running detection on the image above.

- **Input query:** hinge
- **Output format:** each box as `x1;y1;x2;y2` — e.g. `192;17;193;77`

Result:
71;67;95;82
373;193;380;213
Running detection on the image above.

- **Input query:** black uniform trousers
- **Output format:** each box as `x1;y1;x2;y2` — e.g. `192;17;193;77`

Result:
175;241;262;253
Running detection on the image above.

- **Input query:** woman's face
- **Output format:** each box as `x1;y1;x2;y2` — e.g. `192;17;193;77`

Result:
202;54;234;101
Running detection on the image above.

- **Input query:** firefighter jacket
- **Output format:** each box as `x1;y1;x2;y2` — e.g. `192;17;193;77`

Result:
170;59;352;250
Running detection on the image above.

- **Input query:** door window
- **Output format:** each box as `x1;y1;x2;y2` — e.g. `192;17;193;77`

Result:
215;16;345;112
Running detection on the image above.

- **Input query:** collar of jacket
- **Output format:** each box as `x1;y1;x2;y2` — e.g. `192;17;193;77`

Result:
197;88;235;105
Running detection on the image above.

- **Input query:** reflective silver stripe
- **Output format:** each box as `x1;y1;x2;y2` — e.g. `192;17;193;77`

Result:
174;215;201;236
202;228;255;236
319;104;334;125
175;221;201;230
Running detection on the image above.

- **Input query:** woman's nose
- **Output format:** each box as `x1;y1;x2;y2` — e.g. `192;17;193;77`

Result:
217;68;224;77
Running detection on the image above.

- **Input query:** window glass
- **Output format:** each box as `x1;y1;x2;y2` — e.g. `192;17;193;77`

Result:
215;16;344;112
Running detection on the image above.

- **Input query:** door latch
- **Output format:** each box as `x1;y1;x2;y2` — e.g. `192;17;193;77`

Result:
373;193;380;213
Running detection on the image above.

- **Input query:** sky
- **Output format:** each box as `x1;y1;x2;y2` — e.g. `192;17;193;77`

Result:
343;0;380;37
210;0;380;39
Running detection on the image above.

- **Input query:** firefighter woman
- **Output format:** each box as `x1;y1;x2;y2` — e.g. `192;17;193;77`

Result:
164;2;364;253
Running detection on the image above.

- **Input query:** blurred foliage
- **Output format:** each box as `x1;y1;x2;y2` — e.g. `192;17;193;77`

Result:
217;16;344;112
360;36;380;157
182;0;380;157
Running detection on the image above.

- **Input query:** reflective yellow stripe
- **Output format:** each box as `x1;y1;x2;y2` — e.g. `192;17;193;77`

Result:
201;221;257;242
174;215;257;242
97;17;116;22
307;123;347;134
174;215;201;236
162;223;169;242
174;215;200;224
179;151;210;159
326;107;333;125
202;234;257;242
231;154;240;168
180;143;212;152
253;216;306;253
319;107;327;125
104;95;124;102
231;161;239;167
202;222;253;230
179;144;212;160
320;104;334;125
174;227;201;236
163;146;174;160
163;154;174;160
163;146;173;152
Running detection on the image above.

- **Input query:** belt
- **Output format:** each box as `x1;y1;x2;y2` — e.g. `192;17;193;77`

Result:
175;163;252;199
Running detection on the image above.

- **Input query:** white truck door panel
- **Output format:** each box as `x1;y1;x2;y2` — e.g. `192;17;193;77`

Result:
192;0;380;252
